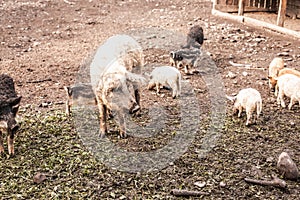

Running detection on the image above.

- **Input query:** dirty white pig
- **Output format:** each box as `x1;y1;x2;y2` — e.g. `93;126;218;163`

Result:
148;66;181;99
0;74;22;155
64;83;96;115
90;34;145;138
276;74;300;110
90;34;144;108
268;57;284;90
226;88;262;126
95;62;145;138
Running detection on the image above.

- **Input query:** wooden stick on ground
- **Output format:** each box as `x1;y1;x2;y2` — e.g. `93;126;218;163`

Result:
26;78;52;84
171;189;209;197
244;175;287;189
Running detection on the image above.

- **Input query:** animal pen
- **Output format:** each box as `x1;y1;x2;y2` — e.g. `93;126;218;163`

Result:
212;0;300;39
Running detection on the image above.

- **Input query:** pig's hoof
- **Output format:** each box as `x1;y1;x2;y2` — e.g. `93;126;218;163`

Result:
99;133;106;138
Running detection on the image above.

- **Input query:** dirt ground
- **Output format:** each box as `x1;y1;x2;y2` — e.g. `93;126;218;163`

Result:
0;0;300;199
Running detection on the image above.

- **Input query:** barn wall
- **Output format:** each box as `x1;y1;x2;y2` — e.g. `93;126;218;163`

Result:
215;0;300;18
287;0;300;18
214;0;279;12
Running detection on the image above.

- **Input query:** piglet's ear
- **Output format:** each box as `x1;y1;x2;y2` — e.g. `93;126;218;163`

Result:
170;51;175;59
225;95;236;102
8;96;22;107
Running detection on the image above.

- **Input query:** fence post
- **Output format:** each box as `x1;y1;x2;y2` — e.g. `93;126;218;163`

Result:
238;0;245;16
277;0;287;27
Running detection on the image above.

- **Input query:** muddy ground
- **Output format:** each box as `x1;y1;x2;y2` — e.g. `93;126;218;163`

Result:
0;0;299;199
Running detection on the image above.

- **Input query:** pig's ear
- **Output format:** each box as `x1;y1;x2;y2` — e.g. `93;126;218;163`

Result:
170;51;175;59
225;95;236;102
64;86;72;97
8;96;22;107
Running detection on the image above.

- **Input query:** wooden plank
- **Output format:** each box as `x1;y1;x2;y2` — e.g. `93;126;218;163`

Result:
271;0;278;10
277;0;287;27
249;0;254;6
265;0;270;9
212;9;300;39
238;0;245;15
215;4;275;12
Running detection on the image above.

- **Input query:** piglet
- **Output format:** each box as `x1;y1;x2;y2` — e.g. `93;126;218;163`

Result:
268;57;284;90
226;88;262;125
64;83;96;115
276;74;300;110
0;74;22;155
148;66;181;99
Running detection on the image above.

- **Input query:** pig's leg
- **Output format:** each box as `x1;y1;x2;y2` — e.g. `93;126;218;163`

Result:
116;111;126;138
246;110;252;126
156;83;161;94
7;132;14;155
274;84;279;97
99;103;107;138
134;88;140;107
278;89;286;108
288;96;294;110
0;130;4;154
65;99;71;116
168;80;177;99
237;107;242;118
184;65;189;74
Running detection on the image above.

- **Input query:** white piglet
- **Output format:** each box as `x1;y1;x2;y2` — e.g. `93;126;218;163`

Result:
227;88;262;125
276;74;300;110
268;57;284;89
148;66;181;99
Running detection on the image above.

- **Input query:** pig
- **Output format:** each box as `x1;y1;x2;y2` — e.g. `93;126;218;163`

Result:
169;47;201;74
0;74;22;155
170;25;203;70
268;57;284;90
95;61;145;138
226;88;262;126
90;34;145;138
90;34;144;108
276;74;300;110
148;66;181;99
64;83;97;115
182;25;204;49
267;68;300;96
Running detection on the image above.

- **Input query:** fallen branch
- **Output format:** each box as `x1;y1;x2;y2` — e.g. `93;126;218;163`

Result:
229;61;265;70
244;175;287;189
229;61;252;68
171;189;209;197
26;78;52;84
